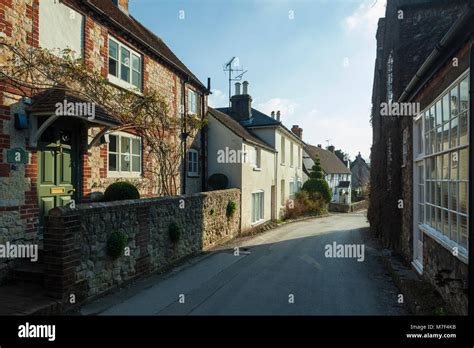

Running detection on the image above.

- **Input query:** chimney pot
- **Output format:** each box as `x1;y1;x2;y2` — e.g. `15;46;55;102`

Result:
317;144;322;148
235;82;241;96
271;111;275;118
276;110;281;121
291;125;303;139
242;81;249;95
114;0;129;14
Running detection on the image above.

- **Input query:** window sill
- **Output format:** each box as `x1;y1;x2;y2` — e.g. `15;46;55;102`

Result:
419;223;468;264
253;167;262;172
107;171;142;179
280;163;286;166
107;75;143;95
251;219;265;226
187;174;199;178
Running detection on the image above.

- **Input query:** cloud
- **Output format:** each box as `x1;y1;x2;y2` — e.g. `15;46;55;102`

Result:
208;89;227;108
256;98;299;117
342;0;386;35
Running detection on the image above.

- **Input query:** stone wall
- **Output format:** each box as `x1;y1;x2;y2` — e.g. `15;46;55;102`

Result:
328;203;350;213
43;189;240;305
423;234;468;315
350;200;368;212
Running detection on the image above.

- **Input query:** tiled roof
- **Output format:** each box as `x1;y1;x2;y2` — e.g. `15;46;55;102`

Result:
64;0;206;90
304;144;351;175
28;88;121;126
208;108;275;152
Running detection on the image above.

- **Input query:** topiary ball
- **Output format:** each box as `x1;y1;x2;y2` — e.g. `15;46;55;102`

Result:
208;173;229;190
103;181;140;202
226;201;237;218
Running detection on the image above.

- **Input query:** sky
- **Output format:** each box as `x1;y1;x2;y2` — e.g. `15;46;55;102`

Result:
129;0;387;161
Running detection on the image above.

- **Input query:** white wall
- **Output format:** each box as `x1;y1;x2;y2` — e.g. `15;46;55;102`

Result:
39;0;84;58
208;115;276;232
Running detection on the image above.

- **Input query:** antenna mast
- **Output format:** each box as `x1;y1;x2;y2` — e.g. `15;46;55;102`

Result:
223;57;247;107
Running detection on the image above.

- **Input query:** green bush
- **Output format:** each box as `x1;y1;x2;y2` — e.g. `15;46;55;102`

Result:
302;156;332;203
107;230;128;259
226;201;237;218
168;222;181;243
103;181;140;202
208;173;229;190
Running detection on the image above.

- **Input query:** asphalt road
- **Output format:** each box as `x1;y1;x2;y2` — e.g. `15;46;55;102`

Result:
79;211;407;315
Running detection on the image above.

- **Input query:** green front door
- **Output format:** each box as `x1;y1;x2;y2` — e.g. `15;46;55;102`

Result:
38;127;76;236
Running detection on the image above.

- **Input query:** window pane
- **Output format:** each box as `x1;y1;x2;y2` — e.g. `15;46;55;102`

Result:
459;111;468;146
459;148;468;181
430;130;435;154
450;117;458;148
450;152;458;180
435;156;442;180
429;106;435;130
121;47;130;66
451;212;458;243
132;54;141;71
460;215;468;249
121;64;130;82
109;58;118;77
459;182;468;215
442;153;449;180
435;181;441;206
132;156;140;172
132;70;141;89
442;123;449;151
436;207;442;231
441;182;448;209
121;137;130;154
424;111;430;131
450;85;459;117
442;209;449;237
436;126;442;152
459;77;469;112
430;181;436;205
435;100;442;126
450;182;458;211
429;157;435;180
132;138;140;155
109;135;117;152
121;47;130;82
121;154;130;171
109;39;118;59
442;93;449;123
109;154;117;171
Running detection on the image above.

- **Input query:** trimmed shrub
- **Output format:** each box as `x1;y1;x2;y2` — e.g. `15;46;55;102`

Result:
302;155;332;203
226;200;237;218
208;173;229;190
103;181;140;202
107;230;128;259
168;222;181;243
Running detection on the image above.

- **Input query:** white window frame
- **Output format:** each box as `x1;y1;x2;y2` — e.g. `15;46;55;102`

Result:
107;131;142;178
188;89;198;115
280;136;286;165
413;70;469;264
188;149;199;177
251;190;265;224
290;142;294;167
289;178;295;198
108;35;142;91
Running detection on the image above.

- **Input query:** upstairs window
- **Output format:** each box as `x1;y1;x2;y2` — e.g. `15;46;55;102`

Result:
290;143;294;167
188;90;198;115
108;36;142;91
280;137;286;164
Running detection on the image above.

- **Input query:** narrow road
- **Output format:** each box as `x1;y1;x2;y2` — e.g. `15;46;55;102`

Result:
79;211;407;315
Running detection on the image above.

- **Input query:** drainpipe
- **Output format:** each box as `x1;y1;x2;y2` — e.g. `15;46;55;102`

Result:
201;78;210;191
181;77;188;195
469;43;474;317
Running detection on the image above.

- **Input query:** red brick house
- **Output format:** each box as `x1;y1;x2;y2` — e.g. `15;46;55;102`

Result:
0;0;209;283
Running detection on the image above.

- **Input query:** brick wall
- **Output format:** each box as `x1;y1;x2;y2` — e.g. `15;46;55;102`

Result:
43;189;241;306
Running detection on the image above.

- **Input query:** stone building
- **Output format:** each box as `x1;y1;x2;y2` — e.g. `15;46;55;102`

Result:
350;152;370;196
0;0;209;283
369;0;472;314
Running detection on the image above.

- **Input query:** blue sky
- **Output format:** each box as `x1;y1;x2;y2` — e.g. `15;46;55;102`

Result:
129;0;386;160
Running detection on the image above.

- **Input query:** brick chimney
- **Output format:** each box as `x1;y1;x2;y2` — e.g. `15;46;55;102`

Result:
230;81;252;121
113;0;129;15
291;125;303;139
327;145;335;153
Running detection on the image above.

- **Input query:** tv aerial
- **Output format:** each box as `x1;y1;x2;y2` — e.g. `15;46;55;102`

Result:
223;57;247;107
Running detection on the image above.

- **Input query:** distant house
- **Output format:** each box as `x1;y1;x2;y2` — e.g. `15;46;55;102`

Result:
208;82;304;232
350;152;370;196
302;144;352;204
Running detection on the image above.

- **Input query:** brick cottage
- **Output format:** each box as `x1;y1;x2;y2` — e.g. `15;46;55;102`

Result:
0;0;209;283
